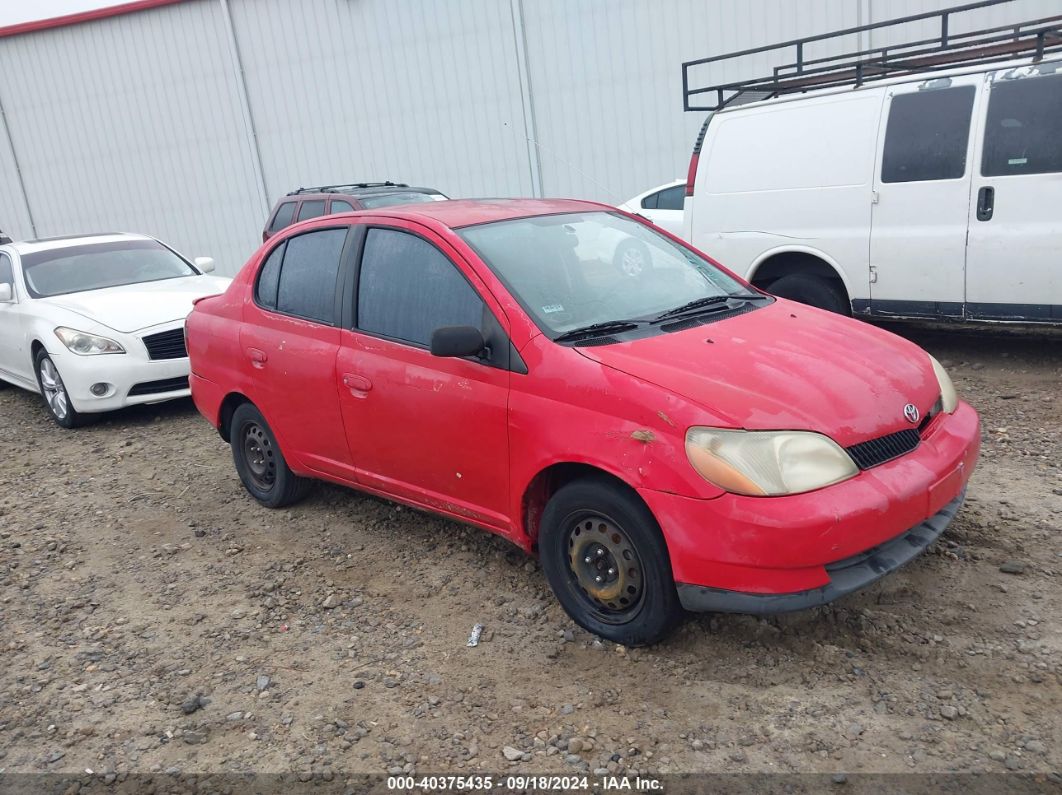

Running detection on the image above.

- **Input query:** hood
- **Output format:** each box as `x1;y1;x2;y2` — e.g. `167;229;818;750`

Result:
577;300;941;447
40;275;232;333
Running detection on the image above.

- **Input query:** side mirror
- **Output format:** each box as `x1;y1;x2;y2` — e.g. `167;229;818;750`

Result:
0;283;12;302
194;256;216;273
430;325;485;358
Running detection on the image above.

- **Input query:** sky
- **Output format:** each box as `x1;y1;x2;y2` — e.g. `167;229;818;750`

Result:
0;0;118;27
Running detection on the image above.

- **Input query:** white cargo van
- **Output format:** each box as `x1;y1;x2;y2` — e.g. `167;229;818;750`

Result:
682;7;1062;323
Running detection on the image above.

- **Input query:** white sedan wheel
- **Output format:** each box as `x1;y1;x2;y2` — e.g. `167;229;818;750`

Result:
38;357;70;421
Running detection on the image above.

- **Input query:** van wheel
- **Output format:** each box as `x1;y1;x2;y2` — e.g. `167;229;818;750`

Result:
539;478;681;646
230;403;310;508
768;274;849;315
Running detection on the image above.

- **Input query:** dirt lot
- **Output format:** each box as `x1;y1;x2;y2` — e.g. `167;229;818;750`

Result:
0;324;1059;789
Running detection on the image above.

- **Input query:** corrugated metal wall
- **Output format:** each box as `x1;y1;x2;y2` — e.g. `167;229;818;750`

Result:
0;0;1058;273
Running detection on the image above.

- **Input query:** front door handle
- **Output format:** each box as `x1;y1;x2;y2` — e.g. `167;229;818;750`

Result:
246;347;267;368
342;372;372;393
976;186;995;222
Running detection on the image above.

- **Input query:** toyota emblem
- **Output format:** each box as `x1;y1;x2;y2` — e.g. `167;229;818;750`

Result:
903;403;920;424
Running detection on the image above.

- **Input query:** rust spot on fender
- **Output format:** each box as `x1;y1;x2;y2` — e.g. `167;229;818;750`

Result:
630;429;655;443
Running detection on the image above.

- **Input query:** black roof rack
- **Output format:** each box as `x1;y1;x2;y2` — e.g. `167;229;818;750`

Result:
287;181;409;196
682;0;1062;112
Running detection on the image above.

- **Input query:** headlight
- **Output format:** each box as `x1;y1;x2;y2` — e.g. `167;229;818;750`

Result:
928;354;957;413
54;327;125;355
685;427;858;496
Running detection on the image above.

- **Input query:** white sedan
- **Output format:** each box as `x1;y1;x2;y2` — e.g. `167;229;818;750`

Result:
0;232;230;428
619;179;686;238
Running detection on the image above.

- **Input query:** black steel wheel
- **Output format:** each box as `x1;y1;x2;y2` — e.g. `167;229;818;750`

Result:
230;403;310;508
539;477;681;646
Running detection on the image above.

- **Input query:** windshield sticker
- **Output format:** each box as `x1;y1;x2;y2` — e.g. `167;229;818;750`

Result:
542;304;565;314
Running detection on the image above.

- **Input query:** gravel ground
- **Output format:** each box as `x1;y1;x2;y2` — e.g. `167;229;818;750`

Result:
0;324;1059;788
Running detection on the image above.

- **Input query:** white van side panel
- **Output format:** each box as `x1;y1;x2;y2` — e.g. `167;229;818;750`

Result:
691;91;885;299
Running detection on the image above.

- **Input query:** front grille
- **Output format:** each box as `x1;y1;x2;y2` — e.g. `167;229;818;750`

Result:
142;327;187;360
845;428;921;470
128;376;189;396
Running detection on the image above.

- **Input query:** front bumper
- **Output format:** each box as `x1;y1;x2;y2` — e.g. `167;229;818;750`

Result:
676;489;964;613
638;400;981;602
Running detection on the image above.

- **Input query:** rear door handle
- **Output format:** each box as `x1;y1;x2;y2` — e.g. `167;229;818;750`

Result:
976;186;995;222
246;347;267;368
342;372;372;393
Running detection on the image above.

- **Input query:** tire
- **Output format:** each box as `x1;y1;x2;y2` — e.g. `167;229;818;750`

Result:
539;477;681;646
613;240;652;278
34;349;88;429
230;403;311;508
768;273;849;314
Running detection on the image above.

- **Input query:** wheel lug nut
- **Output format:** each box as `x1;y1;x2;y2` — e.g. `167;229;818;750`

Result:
584;556;592;564
596;549;605;557
595;576;603;583
608;568;615;576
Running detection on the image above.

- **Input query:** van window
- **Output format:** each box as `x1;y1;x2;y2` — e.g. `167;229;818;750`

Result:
268;201;296;233
881;86;975;183
982;72;1062;177
357;228;483;347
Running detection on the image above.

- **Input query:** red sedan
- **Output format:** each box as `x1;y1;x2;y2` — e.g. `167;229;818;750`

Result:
186;199;980;646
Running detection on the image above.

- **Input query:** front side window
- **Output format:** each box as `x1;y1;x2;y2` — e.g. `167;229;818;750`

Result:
269;201;296;233
881;86;975;183
297;200;327;222
357;228;483;346
982;71;1062;177
0;253;13;286
459;211;745;337
21;239;197;298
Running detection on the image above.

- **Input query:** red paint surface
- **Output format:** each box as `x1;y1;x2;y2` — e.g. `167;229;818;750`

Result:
187;199;981;597
0;0;185;38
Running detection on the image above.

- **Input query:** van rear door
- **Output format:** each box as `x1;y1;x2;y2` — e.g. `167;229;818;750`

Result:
869;76;984;318
965;65;1062;322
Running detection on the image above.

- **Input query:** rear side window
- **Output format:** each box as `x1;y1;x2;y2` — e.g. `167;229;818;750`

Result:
982;72;1062;177
357;228;483;346
276;229;346;323
330;199;355;214
268;202;296;233
297;200;327;222
640;192;659;210
255;241;286;308
881;86;975;183
655;185;685;210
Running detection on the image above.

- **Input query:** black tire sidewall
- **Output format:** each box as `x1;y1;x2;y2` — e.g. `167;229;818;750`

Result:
33;349;83;429
769;274;848;314
539;479;680;646
230;403;305;508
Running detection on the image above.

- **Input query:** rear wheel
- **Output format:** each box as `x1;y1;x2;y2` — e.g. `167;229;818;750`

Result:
613;240;651;278
230;403;310;508
768;273;849;314
539;478;681;646
34;349;87;429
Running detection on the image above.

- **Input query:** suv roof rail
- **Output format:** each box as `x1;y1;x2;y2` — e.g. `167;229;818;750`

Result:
682;0;1062;112
287;181;409;196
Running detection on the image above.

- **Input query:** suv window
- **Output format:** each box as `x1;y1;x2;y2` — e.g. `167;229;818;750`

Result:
297;200;327;222
357;228;483;346
982;72;1062;177
881;86;975;183
655;185;685;210
269;201;296;234
330;199;355;214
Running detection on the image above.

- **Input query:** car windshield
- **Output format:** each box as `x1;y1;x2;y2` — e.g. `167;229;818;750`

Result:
360;191;441;209
21;239;197;298
458;211;747;336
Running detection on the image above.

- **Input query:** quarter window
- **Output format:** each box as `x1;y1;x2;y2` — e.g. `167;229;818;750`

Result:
982;72;1062;177
881;86;975;183
268;202;296;233
357;228;484;347
640;192;659;210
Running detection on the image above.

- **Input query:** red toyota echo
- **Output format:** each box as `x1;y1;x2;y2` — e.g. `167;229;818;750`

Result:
186;199;980;646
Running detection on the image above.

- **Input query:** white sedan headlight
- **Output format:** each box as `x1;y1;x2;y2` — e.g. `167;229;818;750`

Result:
685;427;858;496
928;354;958;413
54;327;125;355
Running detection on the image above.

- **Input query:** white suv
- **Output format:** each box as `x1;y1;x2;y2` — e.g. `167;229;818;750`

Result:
683;55;1062;323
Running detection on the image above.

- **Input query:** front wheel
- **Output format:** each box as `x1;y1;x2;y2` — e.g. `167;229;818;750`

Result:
230;403;310;508
539;478;681;646
34;349;87;429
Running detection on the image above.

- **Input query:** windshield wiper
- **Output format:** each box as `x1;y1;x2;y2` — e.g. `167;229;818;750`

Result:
553;319;644;343
651;295;730;322
728;291;770;300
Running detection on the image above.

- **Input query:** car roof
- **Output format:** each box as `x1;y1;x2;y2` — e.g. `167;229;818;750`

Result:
7;232;151;255
335;198;612;228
